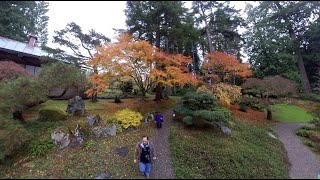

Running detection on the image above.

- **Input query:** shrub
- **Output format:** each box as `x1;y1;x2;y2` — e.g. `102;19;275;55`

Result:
176;86;197;95
241;76;297;98
303;140;316;148
0;61;34;81
38;62;87;98
296;129;310;137
193;110;229;123
212;106;231;120
0;76;47;121
0;115;32;163
29;139;54;156
119;81;133;94
211;83;242;106
107;116;117;124
239;103;249;112
38;108;67;122
183;92;217;111
173;104;194;116
174;92;230;126
114;108;142;129
107;116;123;133
239;96;265;111
196;85;211;94
182;116;193;125
197;83;242;107
299;93;320;103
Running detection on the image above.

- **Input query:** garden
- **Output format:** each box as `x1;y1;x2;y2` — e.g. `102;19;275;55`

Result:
1;1;320;178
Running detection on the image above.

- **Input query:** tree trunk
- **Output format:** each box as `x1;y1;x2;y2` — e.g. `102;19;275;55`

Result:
154;15;163;101
92;65;99;102
155;83;163;101
164;85;172;99
267;109;272;120
200;2;213;52
13;110;26;124
297;50;312;93
91;90;98;102
274;2;312;94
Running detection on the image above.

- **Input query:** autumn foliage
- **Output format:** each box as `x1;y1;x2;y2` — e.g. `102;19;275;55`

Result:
202;51;252;83
87;33;197;96
241;75;297;98
0;61;33;81
114;108;143;129
197;83;242;107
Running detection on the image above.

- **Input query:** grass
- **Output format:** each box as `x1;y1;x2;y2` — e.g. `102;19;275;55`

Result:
296;126;320;155
0;96;179;179
169;120;289;179
271;104;314;123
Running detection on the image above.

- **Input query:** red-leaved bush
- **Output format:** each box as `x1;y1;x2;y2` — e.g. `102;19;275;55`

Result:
0;61;33;81
241;75;297;98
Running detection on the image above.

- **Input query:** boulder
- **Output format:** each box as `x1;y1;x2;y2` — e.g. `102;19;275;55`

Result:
115;147;128;157
215;123;231;135
72;124;84;144
95;171;112;179
38;108;67;121
66;96;86;116
220;125;232;135
86;115;101;126
106;124;117;136
68;139;81;148
92;124;117;138
92;126;104;138
51;130;70;149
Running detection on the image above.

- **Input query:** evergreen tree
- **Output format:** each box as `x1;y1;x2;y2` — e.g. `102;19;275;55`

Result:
0;1;49;45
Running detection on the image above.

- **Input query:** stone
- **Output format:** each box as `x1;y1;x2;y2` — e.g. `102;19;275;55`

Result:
92;126;104;138
38;108;67;121
106;124;117;136
86;115;100;126
95;171;112;179
68;139;81;148
72;124;84;144
115;147;128;157
66;96;86;116
220;125;232;135
215;123;231;135
92;125;116;138
51;130;71;149
267;132;277;139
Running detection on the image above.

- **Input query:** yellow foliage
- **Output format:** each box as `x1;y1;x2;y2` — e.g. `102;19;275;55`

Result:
212;83;242;107
197;83;242;107
114;108;143;129
196;85;211;94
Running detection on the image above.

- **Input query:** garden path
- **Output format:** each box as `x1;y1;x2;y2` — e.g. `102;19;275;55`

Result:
273;123;320;179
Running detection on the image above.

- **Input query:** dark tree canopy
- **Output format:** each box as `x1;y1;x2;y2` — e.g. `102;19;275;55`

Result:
0;1;49;45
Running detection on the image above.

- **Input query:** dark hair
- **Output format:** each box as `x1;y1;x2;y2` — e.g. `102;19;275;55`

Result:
142;135;148;140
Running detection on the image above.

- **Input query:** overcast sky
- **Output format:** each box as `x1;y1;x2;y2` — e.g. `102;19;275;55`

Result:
46;1;252;61
46;1;250;44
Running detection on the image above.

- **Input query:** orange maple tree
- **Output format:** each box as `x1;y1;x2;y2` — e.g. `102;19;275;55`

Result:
202;51;252;84
86;33;197;97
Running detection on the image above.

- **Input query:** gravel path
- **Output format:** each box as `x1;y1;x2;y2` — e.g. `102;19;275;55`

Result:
273;123;320;179
148;107;176;179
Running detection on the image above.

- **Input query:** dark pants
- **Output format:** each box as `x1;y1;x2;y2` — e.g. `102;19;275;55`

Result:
156;123;162;129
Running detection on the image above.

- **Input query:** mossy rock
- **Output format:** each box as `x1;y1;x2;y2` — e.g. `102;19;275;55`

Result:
67;120;91;137
38;108;67;122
